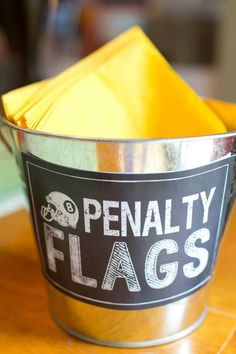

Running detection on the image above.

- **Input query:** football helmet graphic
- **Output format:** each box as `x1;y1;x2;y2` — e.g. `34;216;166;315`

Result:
41;192;79;229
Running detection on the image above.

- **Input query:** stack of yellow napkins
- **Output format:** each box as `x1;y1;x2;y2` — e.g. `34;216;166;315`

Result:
1;27;235;139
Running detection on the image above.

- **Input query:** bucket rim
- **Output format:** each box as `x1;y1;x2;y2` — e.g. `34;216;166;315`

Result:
1;115;236;144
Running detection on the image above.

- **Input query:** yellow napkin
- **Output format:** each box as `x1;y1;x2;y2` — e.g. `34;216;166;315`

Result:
1;27;230;139
205;99;236;132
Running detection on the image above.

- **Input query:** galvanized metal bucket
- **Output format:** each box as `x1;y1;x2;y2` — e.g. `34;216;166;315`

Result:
1;115;236;348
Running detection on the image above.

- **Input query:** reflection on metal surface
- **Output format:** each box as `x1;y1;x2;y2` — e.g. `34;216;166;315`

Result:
177;337;193;354
2;117;235;174
47;283;208;346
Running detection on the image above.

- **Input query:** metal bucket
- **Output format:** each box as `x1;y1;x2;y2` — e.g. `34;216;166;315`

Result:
1;115;236;348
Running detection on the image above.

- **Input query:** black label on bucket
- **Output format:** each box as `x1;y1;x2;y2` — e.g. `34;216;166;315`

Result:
22;153;234;310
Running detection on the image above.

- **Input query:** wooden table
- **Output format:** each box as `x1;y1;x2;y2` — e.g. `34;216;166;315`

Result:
0;206;236;354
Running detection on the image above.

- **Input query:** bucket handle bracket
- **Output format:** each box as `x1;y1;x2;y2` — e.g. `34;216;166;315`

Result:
0;115;13;154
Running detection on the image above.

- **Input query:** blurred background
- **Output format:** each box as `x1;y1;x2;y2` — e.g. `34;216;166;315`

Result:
0;0;236;216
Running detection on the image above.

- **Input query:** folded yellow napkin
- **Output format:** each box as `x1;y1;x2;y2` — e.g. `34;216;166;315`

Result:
1;26;233;139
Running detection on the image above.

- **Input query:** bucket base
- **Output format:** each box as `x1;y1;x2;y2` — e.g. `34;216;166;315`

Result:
52;308;207;348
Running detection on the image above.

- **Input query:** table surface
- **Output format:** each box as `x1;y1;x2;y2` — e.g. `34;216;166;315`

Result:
0;206;236;354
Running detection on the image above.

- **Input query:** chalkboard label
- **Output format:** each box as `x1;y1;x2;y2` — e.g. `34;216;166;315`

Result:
22;153;234;310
